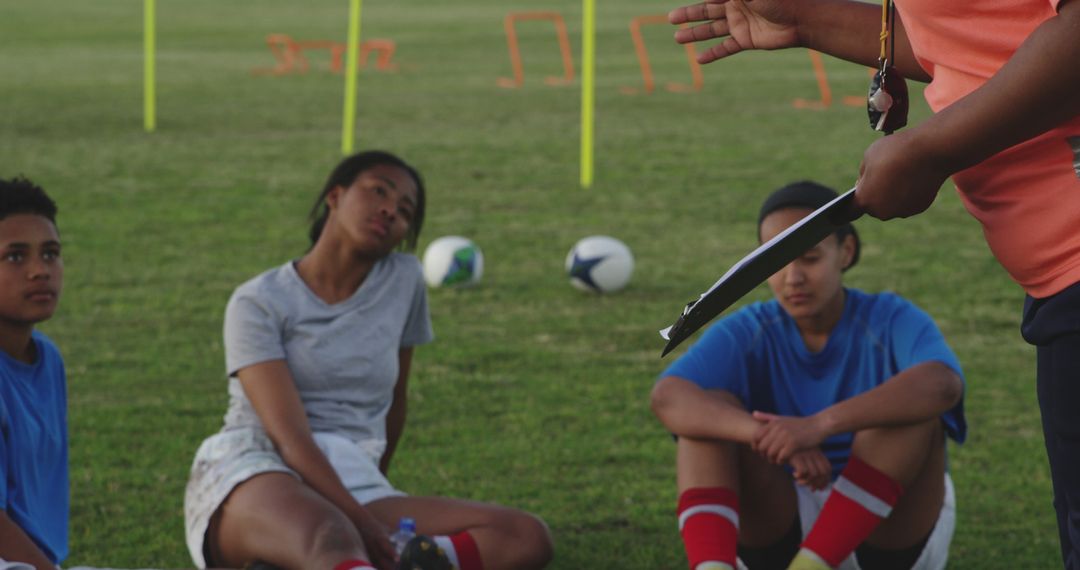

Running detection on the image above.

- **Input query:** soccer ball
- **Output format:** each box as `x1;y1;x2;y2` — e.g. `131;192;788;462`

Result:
566;235;634;293
421;236;484;288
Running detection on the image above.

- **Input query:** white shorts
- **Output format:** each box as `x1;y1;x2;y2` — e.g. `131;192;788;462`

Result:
737;473;956;570
183;428;405;568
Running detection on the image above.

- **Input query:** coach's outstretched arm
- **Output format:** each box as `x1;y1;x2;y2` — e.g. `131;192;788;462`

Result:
749;360;963;465
668;0;929;81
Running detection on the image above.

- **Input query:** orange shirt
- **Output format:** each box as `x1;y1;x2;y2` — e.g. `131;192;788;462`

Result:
898;0;1080;297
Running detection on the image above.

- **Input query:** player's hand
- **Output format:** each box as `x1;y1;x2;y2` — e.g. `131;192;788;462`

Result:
750;411;827;464
854;126;952;220
789;449;831;490
669;0;800;64
353;511;397;570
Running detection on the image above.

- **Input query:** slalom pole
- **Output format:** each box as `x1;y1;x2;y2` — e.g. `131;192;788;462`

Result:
144;0;156;132
341;0;363;155
579;0;596;188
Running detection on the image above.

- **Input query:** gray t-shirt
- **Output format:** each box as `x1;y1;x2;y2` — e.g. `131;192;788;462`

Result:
220;253;434;453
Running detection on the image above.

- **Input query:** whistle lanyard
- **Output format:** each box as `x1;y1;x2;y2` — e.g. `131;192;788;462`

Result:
878;0;896;72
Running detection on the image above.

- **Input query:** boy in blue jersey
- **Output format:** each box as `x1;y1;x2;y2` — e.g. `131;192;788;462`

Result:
0;177;68;569
651;181;966;570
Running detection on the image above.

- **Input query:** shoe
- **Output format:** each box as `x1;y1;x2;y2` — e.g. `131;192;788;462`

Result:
396;534;454;570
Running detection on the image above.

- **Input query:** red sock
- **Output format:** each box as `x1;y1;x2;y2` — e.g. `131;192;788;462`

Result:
677;487;739;570
433;530;484;570
333;560;375;570
800;455;904;567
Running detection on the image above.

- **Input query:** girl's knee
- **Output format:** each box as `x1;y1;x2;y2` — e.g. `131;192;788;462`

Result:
503;511;554;569
303;514;365;560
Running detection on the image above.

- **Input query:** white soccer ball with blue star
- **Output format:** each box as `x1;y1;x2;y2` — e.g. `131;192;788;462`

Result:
422;236;484;288
566;235;634;293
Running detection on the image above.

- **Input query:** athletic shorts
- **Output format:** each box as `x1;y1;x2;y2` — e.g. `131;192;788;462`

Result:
183;427;405;568
735;473;956;570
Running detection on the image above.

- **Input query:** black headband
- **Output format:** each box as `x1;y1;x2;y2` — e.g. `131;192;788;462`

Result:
757;180;861;271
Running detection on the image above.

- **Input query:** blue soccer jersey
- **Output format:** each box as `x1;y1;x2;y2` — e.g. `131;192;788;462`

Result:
0;330;69;563
662;288;965;479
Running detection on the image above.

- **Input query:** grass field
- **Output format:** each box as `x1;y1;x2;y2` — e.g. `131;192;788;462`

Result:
0;0;1060;567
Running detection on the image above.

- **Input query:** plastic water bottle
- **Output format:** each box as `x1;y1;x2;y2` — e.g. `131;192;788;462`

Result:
390;516;417;555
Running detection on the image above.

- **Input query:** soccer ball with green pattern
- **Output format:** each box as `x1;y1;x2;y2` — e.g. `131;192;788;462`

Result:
422;236;484;288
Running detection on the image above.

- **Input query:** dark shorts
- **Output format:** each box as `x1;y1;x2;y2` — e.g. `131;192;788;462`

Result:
1022;280;1080;569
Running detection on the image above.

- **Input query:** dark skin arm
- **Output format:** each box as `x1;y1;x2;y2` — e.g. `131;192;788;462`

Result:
855;0;1080;220
669;0;929;81
652;376;832;489
671;0;1080;220
238;361;397;570
751;361;963;464
0;512;57;569
379;348;413;475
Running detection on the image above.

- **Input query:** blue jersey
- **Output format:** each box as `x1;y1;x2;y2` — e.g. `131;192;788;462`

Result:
0;331;69;563
662;289;965;479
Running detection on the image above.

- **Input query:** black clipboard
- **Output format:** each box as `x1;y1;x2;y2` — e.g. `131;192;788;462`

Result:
660;187;859;356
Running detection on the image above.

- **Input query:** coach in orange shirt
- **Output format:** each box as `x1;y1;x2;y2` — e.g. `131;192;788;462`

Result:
666;0;1080;567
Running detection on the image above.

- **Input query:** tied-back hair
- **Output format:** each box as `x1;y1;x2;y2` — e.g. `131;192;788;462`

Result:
308;150;426;251
757;180;860;271
0;176;57;224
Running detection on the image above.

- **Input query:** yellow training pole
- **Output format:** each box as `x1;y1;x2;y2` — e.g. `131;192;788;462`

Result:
579;0;596;188
144;0;156;132
341;0;364;155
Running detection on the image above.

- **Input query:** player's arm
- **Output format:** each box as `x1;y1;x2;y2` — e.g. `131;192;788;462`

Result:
813;360;961;434
856;0;1080;219
670;0;929;81
380;347;413;474
651;376;760;444
237;361;396;569
0;512;57;569
752;361;962;463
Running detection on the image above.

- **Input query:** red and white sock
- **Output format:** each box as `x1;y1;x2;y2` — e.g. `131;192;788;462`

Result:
333;559;375;570
797;455;903;568
677;487;739;570
433;530;484;570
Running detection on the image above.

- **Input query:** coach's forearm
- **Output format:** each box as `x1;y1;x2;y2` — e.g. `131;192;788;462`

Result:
814;361;962;437
795;0;929;82
651;377;759;443
911;0;1080;176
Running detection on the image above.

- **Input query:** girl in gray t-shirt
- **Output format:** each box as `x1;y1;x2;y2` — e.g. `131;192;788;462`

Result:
183;151;553;570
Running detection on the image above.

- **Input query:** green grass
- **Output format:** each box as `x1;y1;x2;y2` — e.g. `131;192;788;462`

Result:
0;0;1057;567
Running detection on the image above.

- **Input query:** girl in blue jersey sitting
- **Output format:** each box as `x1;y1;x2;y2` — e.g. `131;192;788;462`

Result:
651;181;966;570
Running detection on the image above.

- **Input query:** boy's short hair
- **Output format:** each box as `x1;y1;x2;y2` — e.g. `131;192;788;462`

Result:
0;176;58;223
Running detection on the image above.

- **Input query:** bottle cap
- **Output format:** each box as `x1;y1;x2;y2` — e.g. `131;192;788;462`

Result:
399;517;416;532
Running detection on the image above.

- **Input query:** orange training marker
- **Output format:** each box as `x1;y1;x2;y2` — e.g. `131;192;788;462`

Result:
793;50;876;109
622;15;703;95
498;12;575;88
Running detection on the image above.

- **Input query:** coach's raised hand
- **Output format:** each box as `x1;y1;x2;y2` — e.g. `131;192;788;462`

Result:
668;0;799;64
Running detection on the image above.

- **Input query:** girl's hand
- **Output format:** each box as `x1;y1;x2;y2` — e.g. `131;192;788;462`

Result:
750;411;828;464
353;511;397;570
789;449;832;491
